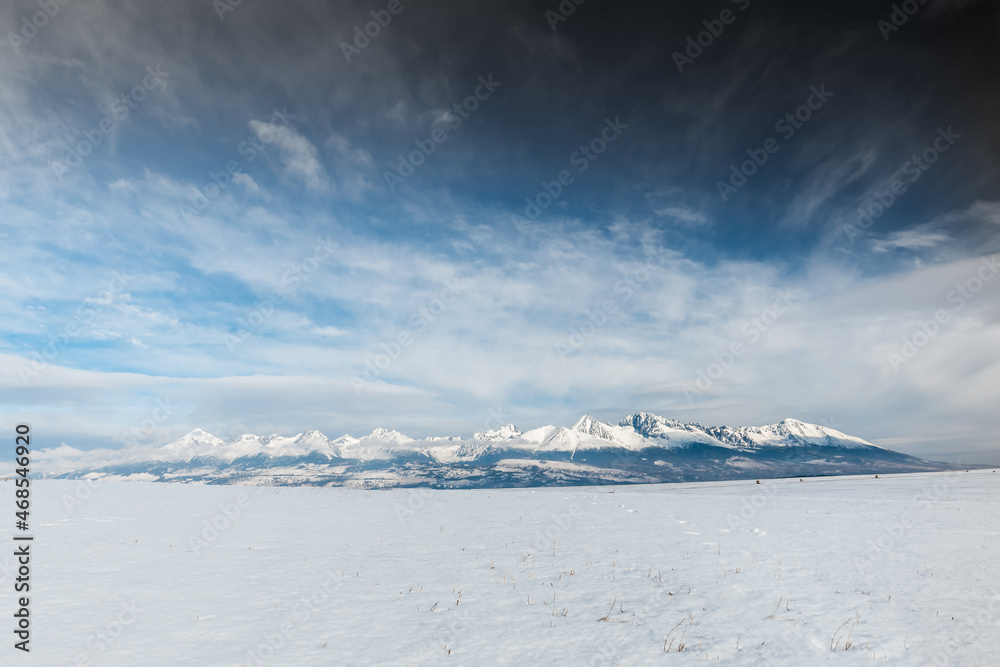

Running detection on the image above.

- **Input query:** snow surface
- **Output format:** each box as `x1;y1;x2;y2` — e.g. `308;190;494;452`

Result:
3;470;998;665
474;425;523;442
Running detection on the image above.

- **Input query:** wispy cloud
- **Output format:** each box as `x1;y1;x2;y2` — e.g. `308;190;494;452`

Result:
0;0;997;464
873;227;951;253
249;120;328;192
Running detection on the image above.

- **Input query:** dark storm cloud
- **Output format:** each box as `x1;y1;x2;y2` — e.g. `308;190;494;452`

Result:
6;0;996;262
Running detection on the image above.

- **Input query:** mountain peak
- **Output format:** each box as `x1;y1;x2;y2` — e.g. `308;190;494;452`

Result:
474;424;522;442
174;429;225;447
710;419;879;450
183;428;217;440
571;415;600;432
561;415;648;451
362;428;414;444
619;412;687;439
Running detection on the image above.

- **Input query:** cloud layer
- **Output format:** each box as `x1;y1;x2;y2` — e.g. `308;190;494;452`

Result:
1;0;998;463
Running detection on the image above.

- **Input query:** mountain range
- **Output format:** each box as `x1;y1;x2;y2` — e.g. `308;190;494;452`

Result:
39;413;951;488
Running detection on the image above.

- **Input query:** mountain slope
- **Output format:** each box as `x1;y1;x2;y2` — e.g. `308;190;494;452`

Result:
33;413;952;489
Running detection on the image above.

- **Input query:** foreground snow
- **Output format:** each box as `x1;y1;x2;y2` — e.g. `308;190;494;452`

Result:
3;470;998;665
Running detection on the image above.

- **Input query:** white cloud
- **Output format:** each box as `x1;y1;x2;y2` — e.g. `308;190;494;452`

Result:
873;228;951;253
232;172;260;194
325;132;375;199
653;206;709;227
784;147;877;228
311;325;347;338
249;120;328;192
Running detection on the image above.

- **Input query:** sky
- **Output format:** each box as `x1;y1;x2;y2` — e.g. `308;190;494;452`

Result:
1;0;998;462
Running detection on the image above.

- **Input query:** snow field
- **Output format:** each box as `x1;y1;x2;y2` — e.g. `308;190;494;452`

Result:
1;469;998;665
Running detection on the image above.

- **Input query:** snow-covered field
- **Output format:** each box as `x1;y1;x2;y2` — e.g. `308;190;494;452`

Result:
3;470;998;665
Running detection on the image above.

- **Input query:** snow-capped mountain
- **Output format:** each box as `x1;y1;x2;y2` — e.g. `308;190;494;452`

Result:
621;412;877;451
33;413;951;489
521;415;650;457
158;428;227;459
706;418;878;450
361;427;415;445
474;424;522;442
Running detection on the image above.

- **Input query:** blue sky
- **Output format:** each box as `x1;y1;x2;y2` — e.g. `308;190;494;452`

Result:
1;0;998;462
